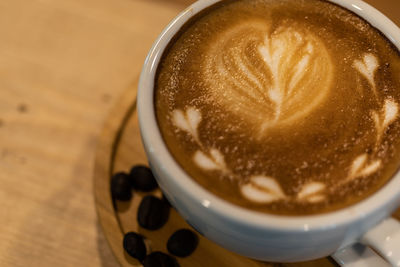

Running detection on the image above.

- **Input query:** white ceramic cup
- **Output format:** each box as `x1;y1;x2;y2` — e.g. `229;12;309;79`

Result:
138;0;400;264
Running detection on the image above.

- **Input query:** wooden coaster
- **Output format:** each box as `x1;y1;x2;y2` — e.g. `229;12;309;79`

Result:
94;82;400;267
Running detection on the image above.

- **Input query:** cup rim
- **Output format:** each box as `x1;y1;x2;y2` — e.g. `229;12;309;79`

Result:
138;0;400;231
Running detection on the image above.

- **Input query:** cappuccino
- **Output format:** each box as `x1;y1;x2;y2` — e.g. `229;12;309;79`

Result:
155;0;400;215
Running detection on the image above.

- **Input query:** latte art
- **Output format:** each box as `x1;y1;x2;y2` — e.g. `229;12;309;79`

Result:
203;21;333;133
155;0;400;215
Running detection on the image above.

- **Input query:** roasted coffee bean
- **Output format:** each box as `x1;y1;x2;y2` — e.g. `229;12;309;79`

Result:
167;229;199;257
138;196;170;230
143;252;179;267
123;232;147;261
162;193;172;207
111;172;132;201
130;165;158;192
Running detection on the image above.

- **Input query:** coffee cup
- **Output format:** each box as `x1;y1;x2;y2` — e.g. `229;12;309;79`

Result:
138;0;400;264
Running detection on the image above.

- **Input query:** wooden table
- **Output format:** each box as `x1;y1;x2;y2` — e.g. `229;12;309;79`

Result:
0;0;398;266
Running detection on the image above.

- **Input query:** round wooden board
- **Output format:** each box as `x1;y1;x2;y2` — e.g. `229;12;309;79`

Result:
94;82;400;267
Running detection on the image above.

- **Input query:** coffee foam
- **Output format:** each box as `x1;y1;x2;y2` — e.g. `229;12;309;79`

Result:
240;176;286;203
297;182;326;203
155;0;400;215
203;20;333;135
353;54;379;96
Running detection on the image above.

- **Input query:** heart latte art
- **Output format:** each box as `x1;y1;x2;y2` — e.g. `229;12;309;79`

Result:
155;0;400;215
203;21;333;133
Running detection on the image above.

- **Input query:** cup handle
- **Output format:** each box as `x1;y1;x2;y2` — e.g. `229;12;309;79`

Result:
332;243;390;267
360;217;400;266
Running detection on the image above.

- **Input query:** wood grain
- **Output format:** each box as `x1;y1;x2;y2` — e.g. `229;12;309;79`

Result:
0;0;399;266
0;0;191;266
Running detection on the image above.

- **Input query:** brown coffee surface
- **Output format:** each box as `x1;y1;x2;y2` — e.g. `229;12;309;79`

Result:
155;0;400;215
